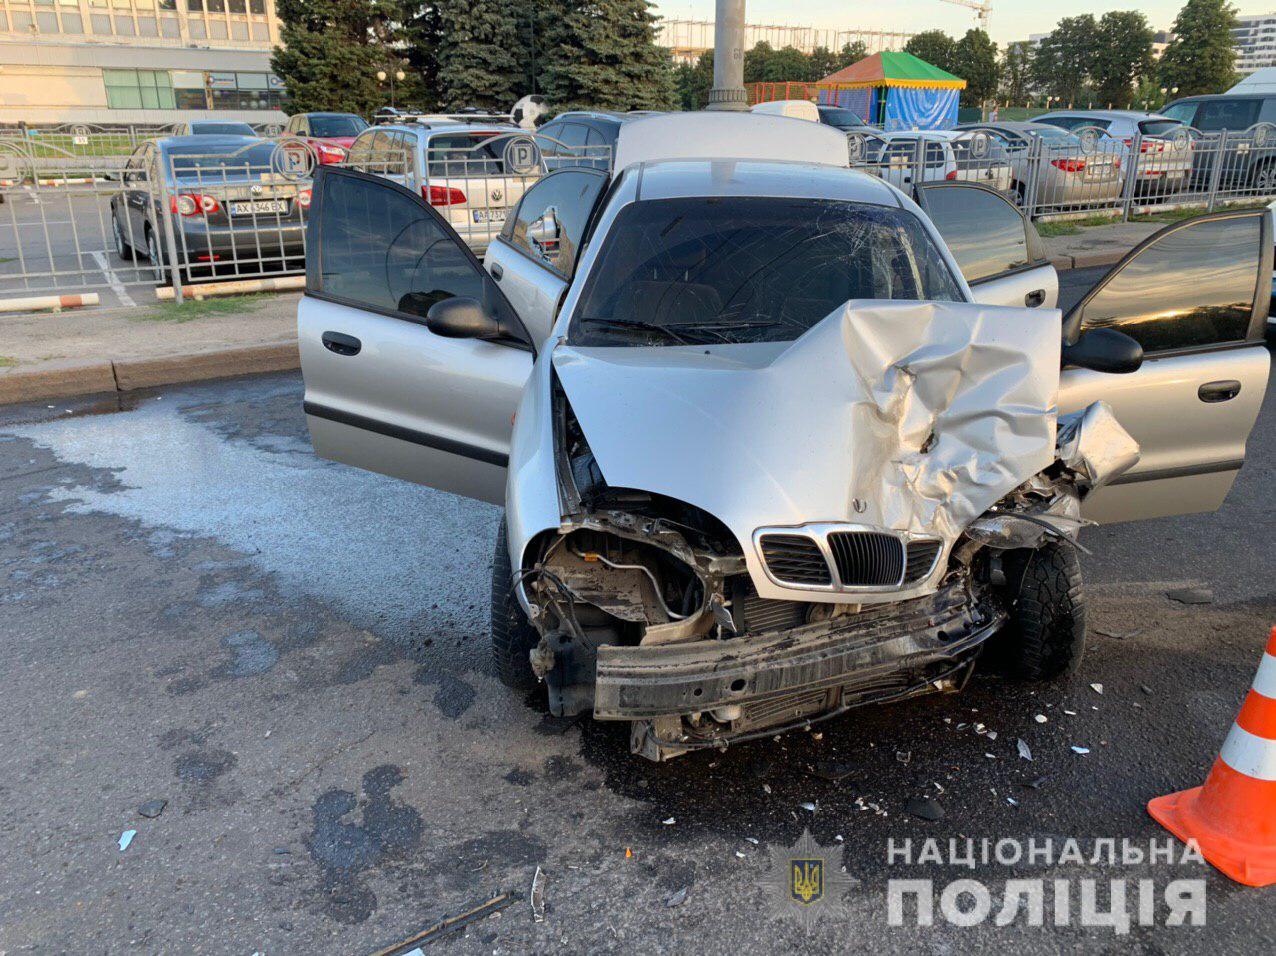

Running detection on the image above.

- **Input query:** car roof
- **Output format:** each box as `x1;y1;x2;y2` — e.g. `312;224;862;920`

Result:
369;123;515;137
1040;109;1168;120
550;111;627;125
960;121;1061;133
632;159;902;207
615;112;851;172
302;111;361;118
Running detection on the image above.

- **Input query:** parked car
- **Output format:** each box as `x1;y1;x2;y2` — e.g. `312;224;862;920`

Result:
109;135;307;281
955;121;1124;209
817;105;873;132
297;113;1270;760
536;112;634;171
1162;94;1276;192
855;131;1011;193
343;123;541;252
283;112;369;165
1034;110;1192;194
175;121;257;137
752;100;821;122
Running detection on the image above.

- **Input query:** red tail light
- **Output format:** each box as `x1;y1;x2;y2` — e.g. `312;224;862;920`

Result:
945;169;958;180
1050;158;1087;173
297;188;312;210
424;184;466;206
1122;138;1160;153
316;143;346;165
170;193;219;216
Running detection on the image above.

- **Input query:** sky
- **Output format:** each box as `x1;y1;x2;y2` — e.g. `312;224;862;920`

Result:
653;1;1276;45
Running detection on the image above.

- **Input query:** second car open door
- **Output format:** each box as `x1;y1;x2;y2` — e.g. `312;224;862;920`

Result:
298;166;534;504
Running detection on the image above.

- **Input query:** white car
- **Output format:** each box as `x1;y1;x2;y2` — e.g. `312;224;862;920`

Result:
343;123;540;253
855;130;1013;194
298;113;1271;761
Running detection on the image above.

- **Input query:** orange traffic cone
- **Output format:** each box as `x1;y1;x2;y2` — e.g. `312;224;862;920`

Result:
1148;626;1276;887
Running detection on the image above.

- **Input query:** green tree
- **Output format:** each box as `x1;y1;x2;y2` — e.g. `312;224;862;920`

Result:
904;30;958;73
1092;11;1155;107
837;40;868;69
271;0;402;115
399;2;443;110
1031;15;1098;105
1160;0;1238;96
434;0;521;110
675;49;712;110
540;0;675;111
952;28;998;106
744;41;775;84
763;45;812;82
1000;40;1032;105
808;45;839;82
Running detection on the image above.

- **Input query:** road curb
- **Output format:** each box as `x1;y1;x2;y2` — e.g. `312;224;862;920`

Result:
0;340;300;406
1068;250;1128;270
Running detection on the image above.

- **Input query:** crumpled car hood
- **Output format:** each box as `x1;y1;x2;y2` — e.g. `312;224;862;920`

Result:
551;300;1062;601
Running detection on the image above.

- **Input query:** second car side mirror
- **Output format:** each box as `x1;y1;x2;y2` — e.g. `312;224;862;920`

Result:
425;295;505;341
1061;326;1143;374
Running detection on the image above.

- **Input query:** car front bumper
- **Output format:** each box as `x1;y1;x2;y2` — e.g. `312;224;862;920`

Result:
592;579;1004;721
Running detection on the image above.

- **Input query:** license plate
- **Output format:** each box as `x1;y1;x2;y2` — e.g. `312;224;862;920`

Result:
472;208;507;224
230;200;288;215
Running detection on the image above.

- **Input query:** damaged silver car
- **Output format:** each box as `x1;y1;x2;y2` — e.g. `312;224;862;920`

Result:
298;114;1272;760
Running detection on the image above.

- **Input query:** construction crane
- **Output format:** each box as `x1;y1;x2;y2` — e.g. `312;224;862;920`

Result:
940;0;992;31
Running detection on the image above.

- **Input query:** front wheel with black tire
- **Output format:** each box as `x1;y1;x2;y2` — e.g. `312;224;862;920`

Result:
998;540;1087;681
491;519;541;691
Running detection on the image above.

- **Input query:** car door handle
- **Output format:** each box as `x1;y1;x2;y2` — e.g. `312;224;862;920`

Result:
1024;289;1046;307
321;331;361;357
1198;380;1241;403
489;262;503;280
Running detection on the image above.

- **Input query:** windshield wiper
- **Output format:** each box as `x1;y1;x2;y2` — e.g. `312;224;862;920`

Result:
578;317;698;345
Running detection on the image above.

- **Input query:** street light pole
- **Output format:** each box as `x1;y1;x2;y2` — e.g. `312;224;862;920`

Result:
377;68;406;109
706;0;747;111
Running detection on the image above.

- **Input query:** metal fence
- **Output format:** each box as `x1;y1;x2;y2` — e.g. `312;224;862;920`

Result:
2;119;1274;309
0;126;612;306
847;123;1276;221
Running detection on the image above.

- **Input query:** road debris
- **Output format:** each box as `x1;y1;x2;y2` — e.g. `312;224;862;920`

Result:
1034;714;1048;724
1017;738;1033;761
1007;797;1019;806
906;796;944;821
118;829;136;852
1064;709;1078;716
1072;746;1091;755
1090;683;1104;695
137;799;166;819
368;892;520;955
530;867;546;923
800;802;817;813
1166;586;1213;605
665;886;689;908
1024;776;1050;789
662;817;676;825
809;759;856;782
1094;627;1143;639
895;750;911;764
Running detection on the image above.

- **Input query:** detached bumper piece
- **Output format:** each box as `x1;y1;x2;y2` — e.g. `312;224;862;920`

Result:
595;578;1003;725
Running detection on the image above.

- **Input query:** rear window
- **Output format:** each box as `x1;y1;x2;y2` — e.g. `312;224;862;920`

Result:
166;142;275;176
190;122;255;136
1138;119;1182;136
1032;126;1082;146
311;115;368;138
819;108;866;129
427;132;512;176
569;197;962;347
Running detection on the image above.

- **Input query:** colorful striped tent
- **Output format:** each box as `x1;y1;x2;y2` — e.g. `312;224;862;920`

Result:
817;52;966;131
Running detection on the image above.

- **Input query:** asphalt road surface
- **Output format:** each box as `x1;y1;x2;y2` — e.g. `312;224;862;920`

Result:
1;339;1274;949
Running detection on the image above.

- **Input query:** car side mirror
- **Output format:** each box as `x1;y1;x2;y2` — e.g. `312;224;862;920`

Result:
425;295;505;341
1061;327;1143;374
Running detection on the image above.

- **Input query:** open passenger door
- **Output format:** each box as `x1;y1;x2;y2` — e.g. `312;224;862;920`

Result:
1058;209;1273;523
298;166;534;504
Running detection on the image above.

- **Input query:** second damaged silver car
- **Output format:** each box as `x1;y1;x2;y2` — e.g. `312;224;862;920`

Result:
297;114;1272;761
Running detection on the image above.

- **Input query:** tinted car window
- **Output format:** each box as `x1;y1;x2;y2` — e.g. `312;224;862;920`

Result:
165;141;275;177
1081;215;1260;351
1161;102;1197;125
427;131;511;176
922;185;1037;282
311;115;368;137
315;172;486;316
569;197;962;347
1196;99;1259;131
502;169;605;276
346;130;375;166
1139;119;1182;136
190;122;255;135
819;107;866;129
